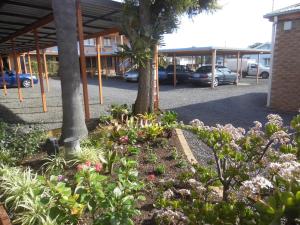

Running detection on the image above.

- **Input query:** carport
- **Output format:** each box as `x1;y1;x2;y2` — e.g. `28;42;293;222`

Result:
0;0;123;120
159;47;271;88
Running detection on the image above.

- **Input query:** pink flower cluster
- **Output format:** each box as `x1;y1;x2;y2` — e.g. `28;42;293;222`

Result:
266;114;283;127
77;161;103;172
214;124;245;141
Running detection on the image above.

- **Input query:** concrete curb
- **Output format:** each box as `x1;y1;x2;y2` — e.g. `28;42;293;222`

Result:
173;128;198;164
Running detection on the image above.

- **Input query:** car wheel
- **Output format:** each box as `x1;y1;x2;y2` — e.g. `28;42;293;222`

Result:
261;72;269;79
22;79;31;88
213;78;219;87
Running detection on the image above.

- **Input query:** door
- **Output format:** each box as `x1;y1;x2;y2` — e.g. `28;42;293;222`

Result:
222;68;236;82
248;64;258;76
0;72;13;87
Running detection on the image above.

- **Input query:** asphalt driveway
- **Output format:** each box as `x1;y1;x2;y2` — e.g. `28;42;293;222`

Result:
0;76;296;130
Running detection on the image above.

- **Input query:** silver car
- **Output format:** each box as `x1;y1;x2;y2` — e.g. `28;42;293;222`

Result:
124;70;139;82
189;65;238;87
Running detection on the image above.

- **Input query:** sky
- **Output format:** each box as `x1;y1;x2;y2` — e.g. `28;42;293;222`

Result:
161;0;300;49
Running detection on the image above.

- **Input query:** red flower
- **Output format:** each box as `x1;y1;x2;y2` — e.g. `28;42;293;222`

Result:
85;161;91;167
147;174;156;182
119;135;129;144
77;164;84;171
95;163;103;172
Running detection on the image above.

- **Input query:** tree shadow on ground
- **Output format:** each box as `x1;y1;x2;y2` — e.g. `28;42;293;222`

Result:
168;93;296;129
0;104;25;124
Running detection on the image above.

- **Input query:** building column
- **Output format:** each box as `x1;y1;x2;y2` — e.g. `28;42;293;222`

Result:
236;51;240;85
12;39;23;102
96;36;103;104
43;51;49;92
27;52;34;87
256;53;260;84
0;56;7;96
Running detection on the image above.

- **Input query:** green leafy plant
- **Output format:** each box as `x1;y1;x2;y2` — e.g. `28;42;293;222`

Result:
161;111;178;126
76;146;106;164
170;147;179;160
146;152;158;164
110;104;131;121
104;150;117;174
154;165;165;175
127;145;140;156
42;154;75;176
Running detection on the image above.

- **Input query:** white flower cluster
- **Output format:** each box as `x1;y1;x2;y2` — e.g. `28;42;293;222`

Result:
266;114;283;127
189;119;204;128
153;209;188;224
163;189;175;199
214;124;245;141
176;189;191;197
239;176;273;200
268;159;300;181
248;121;264;136
270;130;290;144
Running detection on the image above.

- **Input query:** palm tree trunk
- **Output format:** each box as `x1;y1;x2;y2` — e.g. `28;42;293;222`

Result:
133;0;152;114
52;0;88;143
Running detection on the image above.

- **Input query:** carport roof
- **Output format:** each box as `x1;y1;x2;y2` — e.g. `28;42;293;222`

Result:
159;46;271;57
0;0;122;55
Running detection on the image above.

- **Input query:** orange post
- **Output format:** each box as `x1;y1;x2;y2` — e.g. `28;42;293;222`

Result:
0;56;7;96
7;55;11;71
43;51;49;92
173;54;176;87
27;52;34;87
23;54;27;73
96;36;103;104
76;0;90;120
34;29;47;112
12;40;23;102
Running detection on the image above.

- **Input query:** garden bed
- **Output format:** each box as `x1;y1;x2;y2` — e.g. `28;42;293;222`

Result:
1;108;300;225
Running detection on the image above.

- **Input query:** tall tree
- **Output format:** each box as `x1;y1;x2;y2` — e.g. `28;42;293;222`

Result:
121;0;219;114
52;0;88;144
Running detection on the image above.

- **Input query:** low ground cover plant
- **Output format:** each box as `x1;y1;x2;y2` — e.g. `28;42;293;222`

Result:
0;122;46;166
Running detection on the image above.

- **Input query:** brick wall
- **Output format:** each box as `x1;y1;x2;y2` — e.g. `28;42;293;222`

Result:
270;17;300;112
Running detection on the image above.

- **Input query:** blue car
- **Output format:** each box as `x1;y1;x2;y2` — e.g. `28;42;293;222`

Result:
0;71;38;88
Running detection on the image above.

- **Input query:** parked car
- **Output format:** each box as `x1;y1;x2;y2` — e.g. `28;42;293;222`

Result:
0;71;38;88
164;65;193;84
225;58;270;79
124;67;167;82
189;65;238;87
124;69;138;82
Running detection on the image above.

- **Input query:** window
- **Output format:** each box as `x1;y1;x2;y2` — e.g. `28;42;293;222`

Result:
284;21;292;31
103;38;112;47
196;66;212;73
84;39;95;46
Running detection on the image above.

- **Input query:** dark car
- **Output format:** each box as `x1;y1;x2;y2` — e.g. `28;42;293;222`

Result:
163;65;193;84
0;71;38;88
189;65;238;87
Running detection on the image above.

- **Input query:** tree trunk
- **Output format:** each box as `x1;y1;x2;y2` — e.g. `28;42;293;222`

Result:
133;0;152;115
52;0;88;143
134;62;151;114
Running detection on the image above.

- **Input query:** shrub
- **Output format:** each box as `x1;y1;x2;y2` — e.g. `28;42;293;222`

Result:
0;122;45;165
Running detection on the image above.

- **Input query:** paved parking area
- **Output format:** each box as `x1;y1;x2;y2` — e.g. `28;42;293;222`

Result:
0;77;296;130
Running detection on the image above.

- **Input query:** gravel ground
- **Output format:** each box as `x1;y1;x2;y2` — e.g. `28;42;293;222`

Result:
0;76;297;162
0;76;296;131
